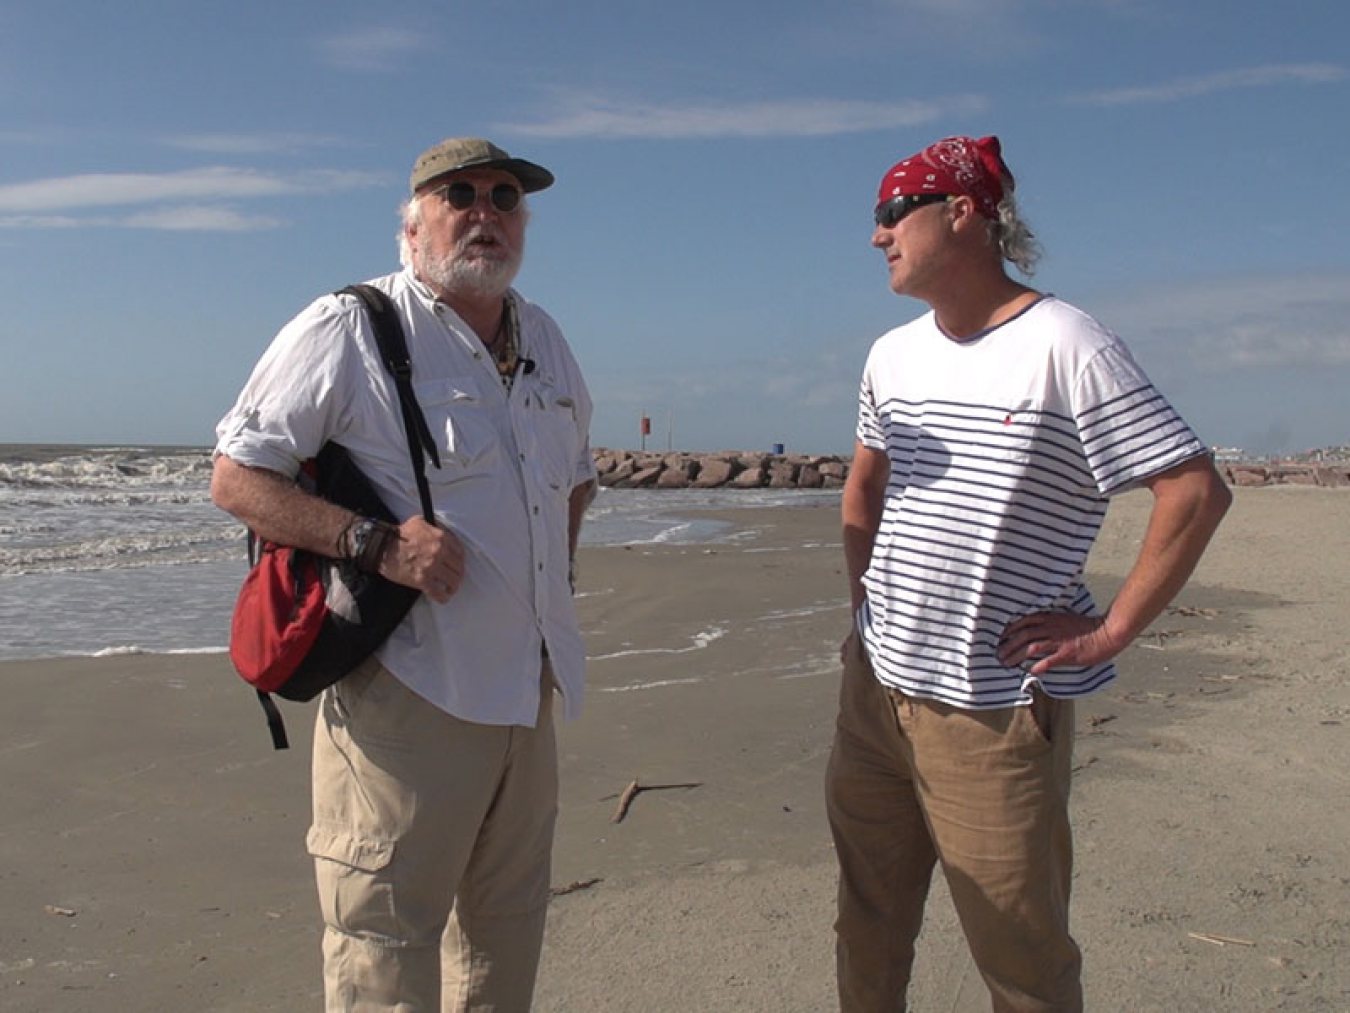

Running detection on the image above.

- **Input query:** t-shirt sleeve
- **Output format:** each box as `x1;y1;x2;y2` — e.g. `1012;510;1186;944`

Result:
214;298;356;477
855;352;884;451
1072;341;1208;496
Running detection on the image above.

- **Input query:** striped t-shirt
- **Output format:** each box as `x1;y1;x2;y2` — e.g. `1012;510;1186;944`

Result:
856;295;1207;709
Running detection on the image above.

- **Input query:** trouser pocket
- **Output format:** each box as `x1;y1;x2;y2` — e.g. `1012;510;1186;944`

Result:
307;825;402;940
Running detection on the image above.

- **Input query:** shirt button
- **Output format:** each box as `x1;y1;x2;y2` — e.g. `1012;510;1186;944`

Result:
533;505;539;515
538;562;544;571
519;453;525;461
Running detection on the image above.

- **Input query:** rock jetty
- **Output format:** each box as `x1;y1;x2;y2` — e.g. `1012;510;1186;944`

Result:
1221;463;1350;488
593;449;850;490
591;450;1350;491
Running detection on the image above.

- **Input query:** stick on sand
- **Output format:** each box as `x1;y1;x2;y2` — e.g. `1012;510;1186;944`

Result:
609;777;704;824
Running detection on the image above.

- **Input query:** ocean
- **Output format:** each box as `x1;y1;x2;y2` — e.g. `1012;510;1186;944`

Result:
0;444;839;662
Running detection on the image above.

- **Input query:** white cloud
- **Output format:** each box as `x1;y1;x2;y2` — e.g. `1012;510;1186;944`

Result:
1096;274;1350;371
316;27;428;73
501;93;987;140
0;208;281;231
163;133;345;155
0;214;86;229
1067;63;1346;106
122;207;284;231
0;166;384;230
0;168;296;212
1093;274;1350;452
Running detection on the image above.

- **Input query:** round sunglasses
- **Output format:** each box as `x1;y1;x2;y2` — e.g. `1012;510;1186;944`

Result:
430;181;524;215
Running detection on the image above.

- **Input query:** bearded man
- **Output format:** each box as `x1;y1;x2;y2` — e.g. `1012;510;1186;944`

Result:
212;137;596;1011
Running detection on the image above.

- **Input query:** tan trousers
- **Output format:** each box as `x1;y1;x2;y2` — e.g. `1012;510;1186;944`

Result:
308;657;558;1012
825;635;1082;1012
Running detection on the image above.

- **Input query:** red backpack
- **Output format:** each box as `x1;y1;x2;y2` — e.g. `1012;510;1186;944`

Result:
227;284;438;748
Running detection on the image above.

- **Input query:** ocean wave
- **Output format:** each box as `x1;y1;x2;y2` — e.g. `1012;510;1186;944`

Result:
588;625;727;661
0;448;213;492
596;677;706;693
0;489;212;510
88;644;227;658
0;526;244;576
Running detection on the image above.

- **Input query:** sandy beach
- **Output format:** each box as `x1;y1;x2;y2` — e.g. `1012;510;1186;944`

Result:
2;486;1348;1011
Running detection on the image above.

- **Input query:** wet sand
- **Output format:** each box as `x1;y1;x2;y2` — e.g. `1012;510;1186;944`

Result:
1;487;1347;1011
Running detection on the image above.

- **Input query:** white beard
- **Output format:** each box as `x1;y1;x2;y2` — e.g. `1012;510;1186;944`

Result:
419;228;522;300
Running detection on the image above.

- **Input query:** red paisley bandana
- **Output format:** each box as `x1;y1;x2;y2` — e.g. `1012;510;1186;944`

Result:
877;135;1013;221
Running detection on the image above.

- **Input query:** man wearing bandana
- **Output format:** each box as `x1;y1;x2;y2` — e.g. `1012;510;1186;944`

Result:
826;135;1231;1011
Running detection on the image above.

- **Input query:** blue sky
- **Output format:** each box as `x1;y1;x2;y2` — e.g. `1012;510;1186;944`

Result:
1;0;1346;456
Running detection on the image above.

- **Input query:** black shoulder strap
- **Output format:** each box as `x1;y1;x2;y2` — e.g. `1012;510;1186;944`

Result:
253;283;442;752
338;284;438;522
257;689;289;750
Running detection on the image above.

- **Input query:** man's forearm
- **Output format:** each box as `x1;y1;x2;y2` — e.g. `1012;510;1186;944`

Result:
211;455;356;557
1102;456;1232;648
841;460;886;611
842;524;878;612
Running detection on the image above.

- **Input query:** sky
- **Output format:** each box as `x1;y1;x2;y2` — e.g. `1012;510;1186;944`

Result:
0;0;1347;457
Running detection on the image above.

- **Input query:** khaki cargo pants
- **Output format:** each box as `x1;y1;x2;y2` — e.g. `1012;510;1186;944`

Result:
309;657;558;1012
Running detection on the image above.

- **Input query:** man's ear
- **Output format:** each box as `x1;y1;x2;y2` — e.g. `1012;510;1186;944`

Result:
947;194;980;231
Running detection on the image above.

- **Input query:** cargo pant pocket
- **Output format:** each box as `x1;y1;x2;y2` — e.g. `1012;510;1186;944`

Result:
307;824;404;943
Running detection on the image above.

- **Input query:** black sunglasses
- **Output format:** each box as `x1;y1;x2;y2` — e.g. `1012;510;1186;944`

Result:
431;181;524;214
874;193;951;228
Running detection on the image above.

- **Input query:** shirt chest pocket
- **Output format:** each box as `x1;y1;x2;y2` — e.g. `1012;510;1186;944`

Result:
526;387;581;492
991;400;1047;466
413;376;499;475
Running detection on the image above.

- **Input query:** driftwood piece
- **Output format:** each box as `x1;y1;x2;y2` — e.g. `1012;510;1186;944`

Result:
549;877;603;897
1187;930;1256;947
611;778;641;823
609;777;704;824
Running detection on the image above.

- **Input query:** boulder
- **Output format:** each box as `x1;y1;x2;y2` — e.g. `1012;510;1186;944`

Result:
617;464;664;489
693;458;739;488
796;464;824;489
767;462;799;488
732;463;766;488
657;459;699;488
599;457;638;488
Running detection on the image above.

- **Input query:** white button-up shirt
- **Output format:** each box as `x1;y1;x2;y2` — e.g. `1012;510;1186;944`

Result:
216;269;596;726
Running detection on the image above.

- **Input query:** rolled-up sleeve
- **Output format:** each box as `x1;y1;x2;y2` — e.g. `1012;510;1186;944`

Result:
214;299;356;476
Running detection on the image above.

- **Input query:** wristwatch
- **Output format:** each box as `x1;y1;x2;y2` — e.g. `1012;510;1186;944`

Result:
346;517;394;573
